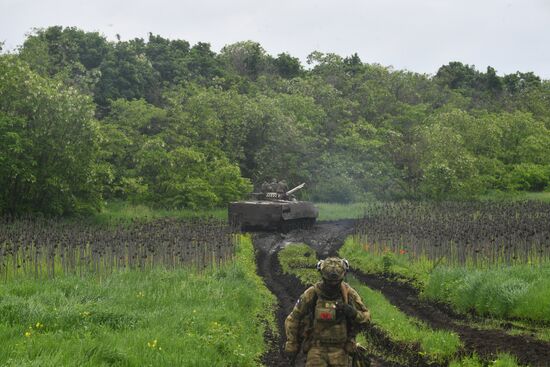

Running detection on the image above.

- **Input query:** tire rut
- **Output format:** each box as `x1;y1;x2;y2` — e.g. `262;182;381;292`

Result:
255;231;307;367
352;270;550;367
252;220;550;367
253;221;397;367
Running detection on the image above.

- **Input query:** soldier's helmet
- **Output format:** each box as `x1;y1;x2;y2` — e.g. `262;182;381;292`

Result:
317;257;350;284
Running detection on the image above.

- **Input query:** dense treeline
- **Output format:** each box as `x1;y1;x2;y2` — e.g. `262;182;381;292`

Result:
1;26;549;215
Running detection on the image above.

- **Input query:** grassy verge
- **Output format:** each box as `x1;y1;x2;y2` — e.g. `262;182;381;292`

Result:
316;202;372;221
278;244;462;365
92;201;227;225
424;265;550;322
0;235;274;367
340;236;550;323
477;191;550;203
339;236;434;287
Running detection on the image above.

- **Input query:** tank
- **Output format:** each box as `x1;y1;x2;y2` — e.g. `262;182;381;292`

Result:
228;182;319;231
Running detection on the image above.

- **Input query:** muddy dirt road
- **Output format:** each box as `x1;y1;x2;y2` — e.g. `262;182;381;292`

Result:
252;220;550;367
254;220;393;367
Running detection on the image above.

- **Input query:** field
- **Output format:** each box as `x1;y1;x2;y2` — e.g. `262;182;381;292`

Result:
1;199;550;366
0;234;274;366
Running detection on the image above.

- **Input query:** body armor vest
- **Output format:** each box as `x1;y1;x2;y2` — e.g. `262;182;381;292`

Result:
311;291;348;345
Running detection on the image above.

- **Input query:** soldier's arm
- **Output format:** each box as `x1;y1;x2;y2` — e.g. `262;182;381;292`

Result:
348;288;371;325
284;286;316;352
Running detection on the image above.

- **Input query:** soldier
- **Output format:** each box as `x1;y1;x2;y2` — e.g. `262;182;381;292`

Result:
268;178;278;192
276;180;289;194
284;257;371;367
261;181;269;193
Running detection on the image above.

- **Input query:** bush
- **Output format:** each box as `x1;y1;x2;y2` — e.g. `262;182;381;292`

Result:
0;56;102;216
507;163;549;191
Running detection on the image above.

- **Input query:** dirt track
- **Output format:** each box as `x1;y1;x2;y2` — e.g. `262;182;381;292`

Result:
252;220;550;367
254;220;399;367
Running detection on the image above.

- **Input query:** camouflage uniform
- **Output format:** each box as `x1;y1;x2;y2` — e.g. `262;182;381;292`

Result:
284;258;371;367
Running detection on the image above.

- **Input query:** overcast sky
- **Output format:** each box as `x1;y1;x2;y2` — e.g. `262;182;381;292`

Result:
1;0;549;78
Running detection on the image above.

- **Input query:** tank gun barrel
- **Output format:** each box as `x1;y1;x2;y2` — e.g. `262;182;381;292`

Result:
286;183;305;196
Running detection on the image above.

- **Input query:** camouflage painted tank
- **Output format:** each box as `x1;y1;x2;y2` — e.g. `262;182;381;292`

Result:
228;183;319;231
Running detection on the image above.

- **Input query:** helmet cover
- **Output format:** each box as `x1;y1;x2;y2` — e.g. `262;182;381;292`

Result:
317;257;349;282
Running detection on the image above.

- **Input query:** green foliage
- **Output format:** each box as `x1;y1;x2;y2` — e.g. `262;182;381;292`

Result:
19;26;108;95
94;201;374;224
94;38;160;107
274;52;303;79
0;235;275;366
99;97;252;209
417;109;550;198
507;163;549;191
5;25;550;213
0;56;102;215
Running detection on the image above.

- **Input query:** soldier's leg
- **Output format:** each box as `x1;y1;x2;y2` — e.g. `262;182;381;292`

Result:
305;346;329;367
326;347;351;367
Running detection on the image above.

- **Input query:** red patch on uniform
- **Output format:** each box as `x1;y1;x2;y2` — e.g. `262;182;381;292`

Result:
320;312;333;320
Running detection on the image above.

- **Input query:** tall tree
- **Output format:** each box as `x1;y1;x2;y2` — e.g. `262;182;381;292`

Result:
0;56;102;215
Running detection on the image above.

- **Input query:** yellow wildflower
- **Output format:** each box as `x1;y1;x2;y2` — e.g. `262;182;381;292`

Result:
24;331;32;338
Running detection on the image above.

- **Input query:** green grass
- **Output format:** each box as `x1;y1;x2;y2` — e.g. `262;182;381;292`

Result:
347;276;462;364
339;236;434;287
424;265;550;322
0;235;275;366
316;202;372;221
477;191;550;203
341;236;550;323
277;244;462;365
277;244;320;285
92;201;227;225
